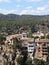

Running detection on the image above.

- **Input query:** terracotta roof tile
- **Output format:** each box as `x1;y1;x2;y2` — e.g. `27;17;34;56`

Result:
35;39;49;43
21;38;34;42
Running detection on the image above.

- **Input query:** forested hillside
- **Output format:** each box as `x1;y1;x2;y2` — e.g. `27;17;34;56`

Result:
0;14;49;35
0;14;49;25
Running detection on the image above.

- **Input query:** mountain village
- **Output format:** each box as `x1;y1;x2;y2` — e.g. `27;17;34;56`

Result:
0;31;49;65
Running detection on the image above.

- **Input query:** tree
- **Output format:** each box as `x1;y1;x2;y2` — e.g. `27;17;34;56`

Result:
16;50;28;65
31;25;38;33
0;34;6;44
21;48;28;65
34;36;39;39
16;55;24;65
28;34;34;38
25;57;32;65
41;36;45;39
13;38;20;51
46;34;49;39
34;58;45;65
16;48;28;65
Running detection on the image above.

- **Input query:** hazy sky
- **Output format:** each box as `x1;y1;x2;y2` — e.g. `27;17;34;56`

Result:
0;0;49;15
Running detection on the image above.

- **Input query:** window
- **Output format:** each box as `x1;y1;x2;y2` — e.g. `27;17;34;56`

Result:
38;47;40;52
43;43;46;46
42;50;47;52
29;46;33;47
42;53;48;55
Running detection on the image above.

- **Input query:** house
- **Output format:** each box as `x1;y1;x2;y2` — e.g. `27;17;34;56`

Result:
5;32;27;45
35;39;49;61
21;38;37;60
21;32;27;39
33;31;44;37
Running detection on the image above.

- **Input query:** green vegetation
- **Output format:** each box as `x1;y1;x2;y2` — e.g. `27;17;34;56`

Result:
13;38;20;51
41;34;49;39
34;58;45;65
16;55;32;65
0;34;6;44
16;55;23;65
0;14;49;34
25;57;32;65
41;36;45;39
46;34;49;39
34;36;39;39
28;34;34;38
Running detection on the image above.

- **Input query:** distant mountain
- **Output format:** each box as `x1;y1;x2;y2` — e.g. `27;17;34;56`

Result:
0;14;49;24
0;14;49;20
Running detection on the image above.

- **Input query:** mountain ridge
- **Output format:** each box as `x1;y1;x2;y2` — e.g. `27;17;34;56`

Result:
0;13;49;25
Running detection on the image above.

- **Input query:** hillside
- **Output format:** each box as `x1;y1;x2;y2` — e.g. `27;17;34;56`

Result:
0;14;49;25
0;14;49;34
0;14;49;22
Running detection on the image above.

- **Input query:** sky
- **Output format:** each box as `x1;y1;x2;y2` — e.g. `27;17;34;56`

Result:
0;0;49;15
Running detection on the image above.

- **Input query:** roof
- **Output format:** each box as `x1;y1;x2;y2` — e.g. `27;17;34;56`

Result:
21;38;34;42
6;32;27;40
6;34;22;40
35;39;49;43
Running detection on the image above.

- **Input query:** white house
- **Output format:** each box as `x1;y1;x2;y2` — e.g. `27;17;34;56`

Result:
33;31;44;37
21;38;36;60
